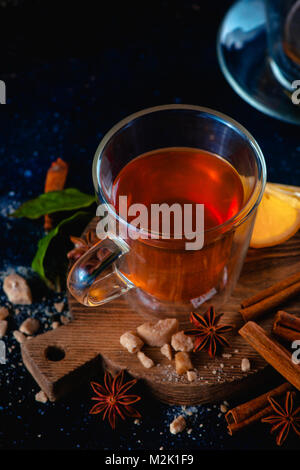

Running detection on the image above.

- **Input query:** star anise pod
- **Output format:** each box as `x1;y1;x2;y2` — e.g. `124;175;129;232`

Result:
184;306;233;358
261;391;300;446
67;230;98;261
89;370;141;429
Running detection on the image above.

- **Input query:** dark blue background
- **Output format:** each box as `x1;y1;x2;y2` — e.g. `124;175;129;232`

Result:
0;0;299;451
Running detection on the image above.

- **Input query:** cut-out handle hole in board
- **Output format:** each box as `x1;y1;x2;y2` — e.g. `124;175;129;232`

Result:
45;346;65;362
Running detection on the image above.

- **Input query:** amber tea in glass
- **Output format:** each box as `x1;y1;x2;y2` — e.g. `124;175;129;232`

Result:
111;147;244;302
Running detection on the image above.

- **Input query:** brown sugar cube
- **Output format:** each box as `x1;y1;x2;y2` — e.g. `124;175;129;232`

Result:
171;331;194;352
186;370;197;382
35;390;48;403
175;352;193;375
120;331;144;353
0;320;8;338
13;330;26;343
54;301;65;313
220;404;228;413
19;318;40;336
0;307;9;320
3;273;32;305
137;351;154;369
170;415;186;434
160;343;173;360
137;318;179;347
241;358;251;372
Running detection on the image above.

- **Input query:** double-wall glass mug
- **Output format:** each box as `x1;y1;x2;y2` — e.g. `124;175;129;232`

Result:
266;0;300;90
67;105;266;318
217;0;300;124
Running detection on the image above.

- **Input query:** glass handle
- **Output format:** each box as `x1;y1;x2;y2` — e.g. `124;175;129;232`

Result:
67;237;134;306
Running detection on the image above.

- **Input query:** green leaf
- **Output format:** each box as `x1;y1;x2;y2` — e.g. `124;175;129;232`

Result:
11;188;96;219
31;211;92;289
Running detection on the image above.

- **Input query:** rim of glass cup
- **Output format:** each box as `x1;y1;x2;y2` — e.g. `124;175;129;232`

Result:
92;104;267;238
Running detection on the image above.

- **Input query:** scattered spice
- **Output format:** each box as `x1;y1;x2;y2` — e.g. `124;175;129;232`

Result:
67;229;98;261
273;310;300;343
261;391;300;446
225;382;292;435
239;321;300;391
241;271;300;309
44;158;69;231
240;271;300;322
89;370;141;429
185;306;233;358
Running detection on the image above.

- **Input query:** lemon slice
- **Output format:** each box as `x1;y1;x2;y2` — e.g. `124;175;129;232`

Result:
266;182;300;209
250;182;300;248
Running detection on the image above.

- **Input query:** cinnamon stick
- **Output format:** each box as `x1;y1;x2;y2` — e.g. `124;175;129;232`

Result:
239;321;300;391
225;382;292;435
273;310;300;343
241;271;300;309
239;280;300;322
44;158;69;231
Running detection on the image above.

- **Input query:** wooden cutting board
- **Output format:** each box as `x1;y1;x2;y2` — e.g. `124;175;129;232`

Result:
21;218;300;404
